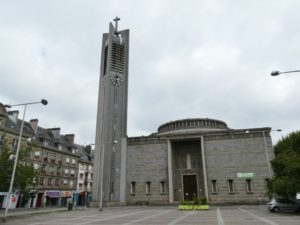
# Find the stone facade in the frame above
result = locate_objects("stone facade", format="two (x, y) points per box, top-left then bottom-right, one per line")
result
(126, 118), (274, 205)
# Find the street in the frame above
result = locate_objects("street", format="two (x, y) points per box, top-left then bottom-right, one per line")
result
(1, 206), (299, 225)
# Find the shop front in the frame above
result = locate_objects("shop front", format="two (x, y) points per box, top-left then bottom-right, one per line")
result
(45, 190), (60, 207)
(0, 192), (18, 209)
(60, 191), (72, 207)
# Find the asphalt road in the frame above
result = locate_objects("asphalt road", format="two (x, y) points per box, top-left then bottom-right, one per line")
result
(1, 206), (300, 225)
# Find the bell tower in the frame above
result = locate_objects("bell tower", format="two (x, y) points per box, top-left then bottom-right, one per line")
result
(92, 18), (129, 206)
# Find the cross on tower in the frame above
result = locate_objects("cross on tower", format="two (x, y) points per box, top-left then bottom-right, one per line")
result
(113, 17), (120, 32)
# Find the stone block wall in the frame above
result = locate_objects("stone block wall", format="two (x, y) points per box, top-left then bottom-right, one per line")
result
(204, 133), (273, 204)
(126, 138), (169, 204)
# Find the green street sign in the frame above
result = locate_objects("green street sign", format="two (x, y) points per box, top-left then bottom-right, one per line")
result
(237, 173), (254, 178)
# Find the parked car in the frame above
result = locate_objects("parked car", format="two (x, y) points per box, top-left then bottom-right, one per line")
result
(268, 198), (300, 212)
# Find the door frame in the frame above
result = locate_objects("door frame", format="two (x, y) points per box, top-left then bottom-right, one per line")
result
(181, 173), (199, 201)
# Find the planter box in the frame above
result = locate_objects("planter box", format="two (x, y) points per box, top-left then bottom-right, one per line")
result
(178, 205), (209, 210)
(194, 205), (209, 210)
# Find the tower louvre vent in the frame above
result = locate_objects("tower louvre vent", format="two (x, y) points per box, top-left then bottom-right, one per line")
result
(111, 41), (126, 74)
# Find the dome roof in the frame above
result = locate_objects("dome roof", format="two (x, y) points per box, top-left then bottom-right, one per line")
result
(157, 118), (228, 135)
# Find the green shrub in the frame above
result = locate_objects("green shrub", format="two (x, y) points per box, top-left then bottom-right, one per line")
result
(200, 197), (207, 205)
(193, 197), (200, 205)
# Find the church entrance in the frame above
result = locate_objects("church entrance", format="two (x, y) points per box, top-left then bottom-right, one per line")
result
(183, 175), (198, 201)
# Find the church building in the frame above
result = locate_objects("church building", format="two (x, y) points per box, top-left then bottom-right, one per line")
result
(92, 19), (274, 206)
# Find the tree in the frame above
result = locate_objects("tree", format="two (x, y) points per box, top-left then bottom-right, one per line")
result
(0, 138), (38, 196)
(268, 131), (300, 198)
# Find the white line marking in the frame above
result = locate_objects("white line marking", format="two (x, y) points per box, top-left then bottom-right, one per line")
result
(28, 210), (146, 225)
(239, 208), (279, 225)
(122, 209), (172, 225)
(217, 208), (225, 225)
(167, 211), (193, 225)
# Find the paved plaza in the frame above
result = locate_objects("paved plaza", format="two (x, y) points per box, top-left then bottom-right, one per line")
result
(1, 206), (299, 225)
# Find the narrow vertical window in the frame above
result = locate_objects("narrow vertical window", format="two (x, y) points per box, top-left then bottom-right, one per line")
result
(246, 179), (253, 192)
(103, 45), (108, 75)
(146, 181), (151, 194)
(11, 138), (18, 149)
(211, 180), (217, 193)
(160, 181), (166, 194)
(227, 179), (234, 193)
(265, 178), (270, 189)
(186, 154), (191, 169)
(130, 182), (136, 194)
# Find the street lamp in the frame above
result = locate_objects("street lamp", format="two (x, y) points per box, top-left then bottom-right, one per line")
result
(99, 140), (117, 211)
(2, 99), (48, 222)
(271, 70), (300, 76)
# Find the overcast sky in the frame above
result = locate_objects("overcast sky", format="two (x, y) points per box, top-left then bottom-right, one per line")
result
(1, 0), (299, 145)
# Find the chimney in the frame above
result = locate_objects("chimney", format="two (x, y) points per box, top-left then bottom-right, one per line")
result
(65, 134), (75, 145)
(8, 110), (19, 124)
(29, 119), (38, 134)
(48, 128), (61, 139)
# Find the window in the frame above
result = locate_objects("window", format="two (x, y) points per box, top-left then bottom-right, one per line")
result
(246, 179), (253, 192)
(79, 183), (83, 189)
(50, 154), (55, 163)
(79, 164), (84, 170)
(40, 177), (45, 185)
(64, 179), (68, 185)
(57, 167), (61, 175)
(70, 180), (74, 188)
(146, 182), (151, 194)
(65, 168), (69, 175)
(265, 178), (270, 189)
(227, 179), (234, 193)
(80, 173), (84, 179)
(70, 169), (75, 177)
(49, 165), (54, 173)
(41, 164), (47, 173)
(33, 163), (39, 170)
(186, 154), (191, 170)
(160, 181), (166, 194)
(11, 138), (18, 149)
(211, 180), (217, 193)
(58, 155), (62, 164)
(43, 152), (48, 162)
(55, 178), (60, 186)
(66, 157), (70, 164)
(48, 178), (52, 186)
(34, 151), (40, 159)
(130, 182), (136, 194)
(71, 158), (76, 165)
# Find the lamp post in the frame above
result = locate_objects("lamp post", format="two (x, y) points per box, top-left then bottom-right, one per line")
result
(99, 140), (117, 211)
(271, 70), (300, 76)
(2, 99), (48, 222)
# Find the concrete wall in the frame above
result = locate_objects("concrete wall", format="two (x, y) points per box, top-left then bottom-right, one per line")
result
(126, 138), (169, 204)
(204, 132), (273, 204)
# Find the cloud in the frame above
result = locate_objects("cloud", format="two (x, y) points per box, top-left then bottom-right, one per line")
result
(1, 0), (300, 145)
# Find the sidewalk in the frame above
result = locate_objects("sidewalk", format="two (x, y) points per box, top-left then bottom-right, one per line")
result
(0, 207), (70, 220)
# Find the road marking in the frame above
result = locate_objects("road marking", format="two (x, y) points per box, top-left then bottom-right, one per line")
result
(121, 209), (173, 225)
(239, 208), (279, 225)
(167, 211), (193, 225)
(217, 208), (225, 225)
(28, 210), (146, 225)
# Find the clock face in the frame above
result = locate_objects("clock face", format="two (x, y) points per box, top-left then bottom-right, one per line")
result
(110, 72), (124, 86)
